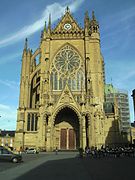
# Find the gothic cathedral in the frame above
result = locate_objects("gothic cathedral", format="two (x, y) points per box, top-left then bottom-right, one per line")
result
(15, 8), (121, 151)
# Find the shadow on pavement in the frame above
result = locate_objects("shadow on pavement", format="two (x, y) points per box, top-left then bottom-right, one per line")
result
(15, 156), (135, 180)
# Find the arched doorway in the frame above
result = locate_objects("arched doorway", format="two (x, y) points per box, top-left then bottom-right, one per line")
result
(54, 107), (80, 150)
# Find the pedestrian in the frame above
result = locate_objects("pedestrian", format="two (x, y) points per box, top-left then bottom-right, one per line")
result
(78, 147), (84, 158)
(55, 147), (58, 155)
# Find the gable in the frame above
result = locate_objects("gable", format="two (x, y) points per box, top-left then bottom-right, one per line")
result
(52, 9), (83, 34)
(54, 83), (80, 110)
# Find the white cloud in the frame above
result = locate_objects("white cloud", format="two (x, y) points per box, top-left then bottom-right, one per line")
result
(68, 0), (85, 12)
(106, 59), (135, 85)
(0, 104), (17, 130)
(101, 6), (135, 32)
(0, 79), (19, 89)
(0, 52), (21, 65)
(123, 70), (135, 81)
(0, 0), (85, 48)
(101, 6), (135, 52)
(117, 6), (135, 22)
(0, 104), (10, 110)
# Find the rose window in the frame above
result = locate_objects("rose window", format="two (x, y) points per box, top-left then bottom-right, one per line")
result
(51, 45), (84, 91)
(54, 46), (80, 74)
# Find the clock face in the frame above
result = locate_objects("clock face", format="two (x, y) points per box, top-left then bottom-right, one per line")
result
(64, 23), (72, 30)
(54, 46), (80, 74)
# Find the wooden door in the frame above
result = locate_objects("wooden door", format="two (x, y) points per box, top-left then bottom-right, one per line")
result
(68, 129), (75, 149)
(60, 129), (67, 149)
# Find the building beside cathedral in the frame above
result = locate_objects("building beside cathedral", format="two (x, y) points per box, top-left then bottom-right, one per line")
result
(15, 7), (127, 151)
(105, 84), (131, 143)
(105, 84), (130, 133)
(132, 89), (135, 119)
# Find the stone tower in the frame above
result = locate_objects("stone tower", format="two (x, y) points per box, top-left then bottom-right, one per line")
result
(15, 8), (120, 151)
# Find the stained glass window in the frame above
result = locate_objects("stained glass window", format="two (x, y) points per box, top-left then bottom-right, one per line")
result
(27, 114), (30, 131)
(27, 113), (38, 131)
(54, 72), (58, 90)
(54, 45), (80, 75)
(59, 78), (62, 90)
(31, 114), (34, 131)
(50, 45), (85, 91)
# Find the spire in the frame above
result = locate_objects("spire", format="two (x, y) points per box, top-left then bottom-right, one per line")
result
(84, 11), (90, 36)
(48, 14), (51, 30)
(24, 38), (28, 50)
(44, 21), (47, 32)
(84, 11), (90, 27)
(27, 48), (31, 56)
(85, 11), (89, 20)
(90, 10), (99, 33)
(42, 21), (47, 39)
(47, 14), (51, 35)
(92, 11), (96, 20)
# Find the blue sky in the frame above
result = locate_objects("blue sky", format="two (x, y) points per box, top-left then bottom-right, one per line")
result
(0, 0), (135, 130)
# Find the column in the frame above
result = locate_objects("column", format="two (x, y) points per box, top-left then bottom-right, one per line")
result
(46, 126), (51, 151)
(43, 114), (47, 148)
(46, 115), (51, 151)
(82, 115), (86, 150)
(67, 128), (69, 150)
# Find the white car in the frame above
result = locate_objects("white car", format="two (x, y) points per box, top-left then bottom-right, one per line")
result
(25, 148), (38, 154)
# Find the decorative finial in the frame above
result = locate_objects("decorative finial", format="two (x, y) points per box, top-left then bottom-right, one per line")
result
(84, 11), (90, 30)
(48, 14), (51, 29)
(66, 6), (70, 13)
(85, 11), (89, 19)
(24, 38), (28, 50)
(85, 11), (90, 22)
(92, 11), (95, 20)
(44, 21), (47, 32)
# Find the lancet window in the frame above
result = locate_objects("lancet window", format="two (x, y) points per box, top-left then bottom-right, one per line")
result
(27, 113), (38, 131)
(30, 71), (40, 108)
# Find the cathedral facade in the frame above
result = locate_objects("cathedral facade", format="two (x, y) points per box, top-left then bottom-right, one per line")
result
(15, 8), (121, 151)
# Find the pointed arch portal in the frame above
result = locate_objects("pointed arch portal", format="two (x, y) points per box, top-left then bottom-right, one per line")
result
(54, 107), (80, 150)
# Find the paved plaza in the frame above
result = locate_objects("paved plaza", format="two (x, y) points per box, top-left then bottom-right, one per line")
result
(0, 152), (135, 180)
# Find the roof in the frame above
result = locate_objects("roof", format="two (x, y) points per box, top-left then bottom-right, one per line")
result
(0, 130), (15, 137)
(52, 7), (82, 34)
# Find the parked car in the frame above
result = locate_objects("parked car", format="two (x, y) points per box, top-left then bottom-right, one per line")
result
(0, 146), (22, 163)
(25, 148), (39, 154)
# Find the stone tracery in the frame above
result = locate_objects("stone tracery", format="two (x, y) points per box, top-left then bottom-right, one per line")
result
(51, 45), (85, 91)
